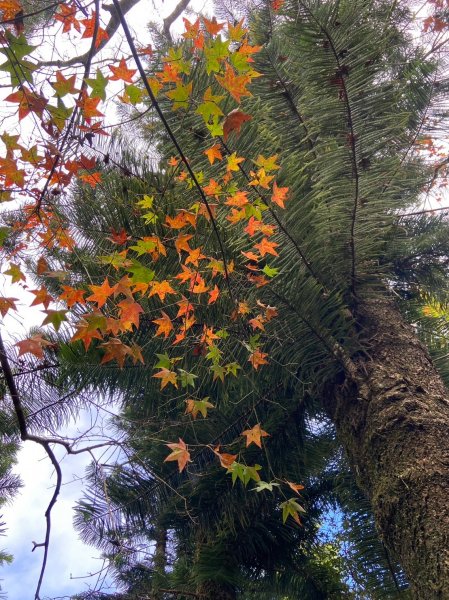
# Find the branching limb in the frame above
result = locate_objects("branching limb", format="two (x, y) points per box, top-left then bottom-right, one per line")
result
(162, 0), (191, 41)
(0, 331), (118, 599)
(40, 0), (141, 68)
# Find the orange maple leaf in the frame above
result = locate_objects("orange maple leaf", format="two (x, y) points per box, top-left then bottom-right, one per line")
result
(87, 278), (117, 308)
(153, 311), (174, 338)
(77, 92), (104, 122)
(208, 285), (220, 305)
(79, 171), (102, 188)
(81, 11), (109, 47)
(214, 448), (238, 468)
(54, 3), (80, 33)
(153, 368), (178, 389)
(30, 287), (53, 309)
(100, 338), (131, 368)
(241, 423), (270, 448)
(202, 16), (224, 35)
(164, 438), (190, 472)
(5, 87), (47, 121)
(204, 144), (223, 165)
(248, 349), (269, 369)
(118, 299), (144, 330)
(176, 297), (195, 318)
(174, 233), (193, 254)
(225, 191), (249, 207)
(286, 481), (305, 495)
(0, 0), (22, 20)
(149, 280), (177, 301)
(223, 109), (252, 141)
(59, 285), (86, 307)
(271, 181), (289, 208)
(108, 58), (137, 83)
(254, 237), (279, 257)
(71, 323), (103, 350)
(184, 246), (206, 267)
(216, 65), (253, 103)
(16, 335), (52, 359)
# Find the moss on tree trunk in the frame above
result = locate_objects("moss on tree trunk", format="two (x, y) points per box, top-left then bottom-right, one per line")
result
(327, 298), (449, 598)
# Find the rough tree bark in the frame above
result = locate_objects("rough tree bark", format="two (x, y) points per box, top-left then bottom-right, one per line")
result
(326, 297), (449, 598)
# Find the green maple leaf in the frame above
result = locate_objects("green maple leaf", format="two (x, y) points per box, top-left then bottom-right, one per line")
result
(85, 69), (109, 101)
(47, 99), (74, 131)
(178, 369), (197, 388)
(126, 260), (155, 284)
(124, 84), (144, 105)
(253, 481), (280, 493)
(206, 115), (224, 137)
(166, 82), (192, 111)
(0, 32), (36, 61)
(204, 37), (230, 74)
(41, 309), (68, 332)
(130, 239), (157, 256)
(262, 264), (279, 278)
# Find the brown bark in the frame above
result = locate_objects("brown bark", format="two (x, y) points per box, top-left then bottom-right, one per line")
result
(326, 298), (449, 598)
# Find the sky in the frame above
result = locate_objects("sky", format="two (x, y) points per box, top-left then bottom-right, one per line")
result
(0, 0), (210, 597)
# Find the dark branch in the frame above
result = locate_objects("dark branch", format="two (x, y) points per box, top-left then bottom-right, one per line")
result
(162, 0), (191, 41)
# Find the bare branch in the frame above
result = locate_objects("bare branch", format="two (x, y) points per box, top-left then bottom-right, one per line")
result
(40, 0), (141, 68)
(162, 0), (191, 41)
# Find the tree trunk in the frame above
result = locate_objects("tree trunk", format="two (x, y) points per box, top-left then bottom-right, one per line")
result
(326, 298), (449, 598)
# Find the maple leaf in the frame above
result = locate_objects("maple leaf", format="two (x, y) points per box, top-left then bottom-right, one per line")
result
(241, 423), (270, 448)
(286, 481), (305, 495)
(41, 309), (68, 332)
(100, 338), (131, 368)
(79, 171), (102, 188)
(0, 297), (18, 317)
(153, 368), (178, 389)
(248, 349), (269, 369)
(184, 246), (206, 267)
(203, 178), (222, 197)
(174, 233), (193, 254)
(87, 278), (118, 308)
(77, 91), (104, 122)
(214, 449), (238, 468)
(204, 144), (223, 165)
(254, 237), (279, 257)
(52, 71), (78, 97)
(71, 323), (103, 350)
(208, 285), (220, 305)
(81, 11), (109, 47)
(149, 280), (176, 301)
(254, 154), (280, 172)
(30, 287), (53, 309)
(216, 65), (253, 103)
(58, 286), (86, 307)
(54, 3), (80, 33)
(185, 397), (214, 419)
(164, 438), (190, 472)
(227, 152), (245, 172)
(5, 87), (47, 121)
(281, 498), (306, 525)
(176, 297), (195, 318)
(107, 228), (130, 245)
(223, 109), (252, 141)
(0, 0), (23, 21)
(153, 311), (173, 338)
(108, 57), (137, 83)
(118, 299), (144, 331)
(225, 191), (249, 207)
(3, 263), (25, 282)
(271, 0), (285, 11)
(271, 182), (289, 208)
(16, 335), (52, 359)
(202, 16), (225, 36)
